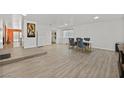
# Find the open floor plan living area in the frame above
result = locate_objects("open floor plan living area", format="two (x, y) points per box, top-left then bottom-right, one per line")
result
(0, 14), (124, 78)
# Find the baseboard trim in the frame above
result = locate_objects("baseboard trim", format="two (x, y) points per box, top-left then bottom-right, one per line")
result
(93, 47), (114, 51)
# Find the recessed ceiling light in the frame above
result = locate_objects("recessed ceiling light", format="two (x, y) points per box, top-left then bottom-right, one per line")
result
(93, 16), (99, 20)
(64, 23), (68, 26)
(22, 14), (27, 16)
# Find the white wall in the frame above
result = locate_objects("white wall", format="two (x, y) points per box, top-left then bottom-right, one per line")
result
(23, 15), (124, 50)
(12, 14), (23, 29)
(0, 15), (13, 49)
(0, 19), (3, 49)
(38, 25), (51, 46)
(2, 14), (13, 28)
(25, 15), (52, 47)
(74, 19), (124, 50)
(23, 20), (37, 48)
(56, 29), (63, 44)
(0, 30), (3, 48)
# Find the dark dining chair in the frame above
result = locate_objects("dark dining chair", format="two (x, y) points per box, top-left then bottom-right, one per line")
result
(84, 38), (90, 47)
(84, 38), (90, 41)
(76, 38), (86, 52)
(76, 38), (81, 46)
(69, 38), (75, 48)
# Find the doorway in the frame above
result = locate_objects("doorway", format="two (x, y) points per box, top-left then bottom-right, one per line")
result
(3, 26), (22, 49)
(51, 32), (56, 44)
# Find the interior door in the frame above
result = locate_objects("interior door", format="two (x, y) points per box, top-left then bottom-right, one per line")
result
(52, 32), (56, 44)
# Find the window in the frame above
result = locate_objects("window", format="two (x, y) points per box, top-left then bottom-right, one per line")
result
(63, 30), (74, 44)
(63, 30), (74, 38)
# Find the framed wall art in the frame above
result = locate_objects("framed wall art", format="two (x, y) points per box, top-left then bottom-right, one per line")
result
(27, 23), (35, 37)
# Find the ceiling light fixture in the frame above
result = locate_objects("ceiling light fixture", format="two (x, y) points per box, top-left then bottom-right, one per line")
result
(64, 23), (68, 26)
(22, 14), (27, 16)
(93, 16), (99, 20)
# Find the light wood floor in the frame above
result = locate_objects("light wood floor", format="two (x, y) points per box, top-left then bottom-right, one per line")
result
(0, 45), (119, 78)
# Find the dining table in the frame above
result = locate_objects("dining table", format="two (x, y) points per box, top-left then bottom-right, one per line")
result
(74, 38), (92, 51)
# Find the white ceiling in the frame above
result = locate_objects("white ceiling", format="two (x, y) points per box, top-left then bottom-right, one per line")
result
(0, 14), (12, 27)
(0, 14), (124, 28)
(26, 14), (124, 26)
(0, 14), (23, 28)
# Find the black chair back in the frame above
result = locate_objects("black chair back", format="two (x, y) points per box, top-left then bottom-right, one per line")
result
(76, 38), (81, 47)
(69, 38), (75, 46)
(84, 38), (90, 41)
(76, 38), (85, 48)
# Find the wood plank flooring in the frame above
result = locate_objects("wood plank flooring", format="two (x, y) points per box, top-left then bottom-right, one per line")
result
(0, 45), (119, 78)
